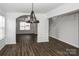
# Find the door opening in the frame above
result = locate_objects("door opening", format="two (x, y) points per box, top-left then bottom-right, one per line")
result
(16, 15), (37, 44)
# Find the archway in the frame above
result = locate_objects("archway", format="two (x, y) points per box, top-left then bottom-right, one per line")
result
(16, 15), (37, 44)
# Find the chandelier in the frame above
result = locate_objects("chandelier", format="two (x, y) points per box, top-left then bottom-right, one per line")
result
(27, 3), (39, 23)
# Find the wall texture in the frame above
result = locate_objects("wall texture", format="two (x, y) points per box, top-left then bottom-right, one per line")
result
(49, 12), (78, 48)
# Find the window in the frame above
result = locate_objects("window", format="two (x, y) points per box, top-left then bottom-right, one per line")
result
(0, 15), (5, 40)
(20, 22), (30, 30)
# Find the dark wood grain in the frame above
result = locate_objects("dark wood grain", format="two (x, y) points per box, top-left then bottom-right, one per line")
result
(0, 34), (79, 56)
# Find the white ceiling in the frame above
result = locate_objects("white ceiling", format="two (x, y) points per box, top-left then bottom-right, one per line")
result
(0, 3), (63, 13)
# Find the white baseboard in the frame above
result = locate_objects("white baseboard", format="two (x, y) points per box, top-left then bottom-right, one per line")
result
(50, 36), (79, 48)
(37, 40), (49, 43)
(6, 42), (16, 45)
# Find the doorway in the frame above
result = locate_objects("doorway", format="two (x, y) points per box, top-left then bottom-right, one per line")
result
(16, 15), (37, 44)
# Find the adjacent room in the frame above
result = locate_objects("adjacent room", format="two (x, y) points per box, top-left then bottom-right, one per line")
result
(0, 3), (79, 56)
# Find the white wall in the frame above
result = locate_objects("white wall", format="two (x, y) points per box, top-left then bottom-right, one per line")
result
(0, 9), (6, 50)
(37, 14), (49, 42)
(49, 13), (78, 48)
(6, 13), (29, 44)
(48, 3), (79, 48)
(6, 14), (16, 44)
(6, 12), (49, 44)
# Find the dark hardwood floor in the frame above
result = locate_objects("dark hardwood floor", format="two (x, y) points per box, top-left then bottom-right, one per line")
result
(0, 34), (79, 56)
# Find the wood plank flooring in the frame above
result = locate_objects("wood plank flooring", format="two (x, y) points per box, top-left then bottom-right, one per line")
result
(0, 34), (79, 56)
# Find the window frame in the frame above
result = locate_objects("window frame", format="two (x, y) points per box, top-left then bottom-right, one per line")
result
(20, 21), (30, 30)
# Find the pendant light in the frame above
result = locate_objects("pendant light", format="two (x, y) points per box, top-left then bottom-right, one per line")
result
(27, 3), (39, 23)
